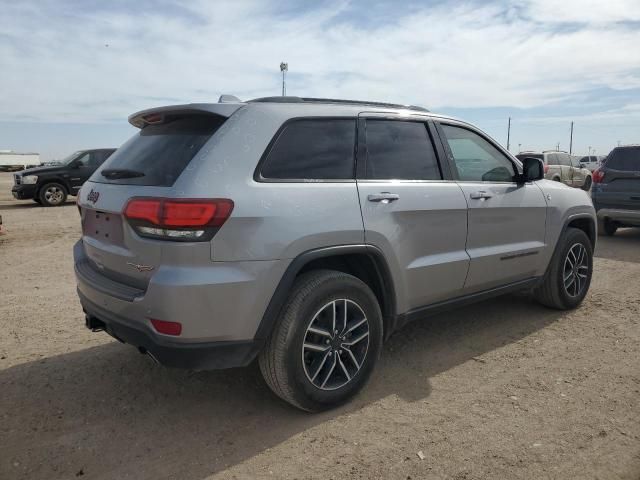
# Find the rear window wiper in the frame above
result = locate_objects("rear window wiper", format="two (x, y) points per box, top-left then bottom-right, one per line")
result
(101, 168), (146, 179)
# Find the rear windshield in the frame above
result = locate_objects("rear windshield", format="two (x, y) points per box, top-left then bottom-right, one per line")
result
(605, 147), (640, 171)
(93, 115), (225, 186)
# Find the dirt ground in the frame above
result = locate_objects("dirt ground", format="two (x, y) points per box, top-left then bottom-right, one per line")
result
(0, 171), (638, 480)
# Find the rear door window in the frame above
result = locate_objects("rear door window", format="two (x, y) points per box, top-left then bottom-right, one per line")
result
(363, 120), (441, 180)
(259, 119), (356, 180)
(607, 148), (640, 171)
(94, 115), (225, 186)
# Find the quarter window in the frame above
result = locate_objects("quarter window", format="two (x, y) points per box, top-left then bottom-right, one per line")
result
(441, 124), (515, 182)
(364, 120), (441, 180)
(260, 119), (356, 180)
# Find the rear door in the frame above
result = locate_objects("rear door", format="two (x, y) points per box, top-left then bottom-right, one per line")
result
(436, 121), (547, 293)
(600, 147), (640, 210)
(356, 115), (469, 312)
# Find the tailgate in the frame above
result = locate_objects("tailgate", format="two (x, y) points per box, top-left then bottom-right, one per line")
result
(79, 184), (163, 289)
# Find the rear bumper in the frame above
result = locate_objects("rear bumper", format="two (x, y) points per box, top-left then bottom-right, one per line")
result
(11, 184), (36, 199)
(595, 208), (640, 226)
(73, 240), (288, 370)
(80, 292), (258, 370)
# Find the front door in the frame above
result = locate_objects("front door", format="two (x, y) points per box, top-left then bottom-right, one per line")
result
(67, 151), (95, 193)
(437, 122), (548, 293)
(356, 116), (469, 313)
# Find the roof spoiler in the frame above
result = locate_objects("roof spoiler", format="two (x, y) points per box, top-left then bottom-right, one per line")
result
(128, 102), (244, 128)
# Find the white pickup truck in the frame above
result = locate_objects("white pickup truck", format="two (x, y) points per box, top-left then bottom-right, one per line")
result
(577, 155), (602, 172)
(0, 151), (41, 172)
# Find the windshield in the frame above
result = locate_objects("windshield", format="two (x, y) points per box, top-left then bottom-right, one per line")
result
(60, 151), (84, 165)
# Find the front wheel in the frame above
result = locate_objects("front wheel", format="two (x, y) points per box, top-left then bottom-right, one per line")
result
(259, 270), (383, 412)
(38, 182), (67, 206)
(534, 227), (593, 310)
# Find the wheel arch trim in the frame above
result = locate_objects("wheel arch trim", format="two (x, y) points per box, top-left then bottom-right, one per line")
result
(253, 245), (397, 351)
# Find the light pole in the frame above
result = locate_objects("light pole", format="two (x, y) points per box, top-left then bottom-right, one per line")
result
(280, 62), (288, 96)
(588, 146), (592, 156)
(518, 143), (521, 153)
(507, 117), (511, 151)
(569, 121), (574, 154)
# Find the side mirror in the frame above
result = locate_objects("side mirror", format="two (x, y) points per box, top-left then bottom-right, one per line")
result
(519, 157), (544, 183)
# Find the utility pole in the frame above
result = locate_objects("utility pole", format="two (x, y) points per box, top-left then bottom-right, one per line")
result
(569, 121), (574, 155)
(556, 142), (560, 151)
(280, 62), (288, 96)
(507, 117), (511, 151)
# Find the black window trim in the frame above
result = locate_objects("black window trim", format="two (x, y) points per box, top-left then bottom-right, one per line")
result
(356, 116), (450, 183)
(254, 116), (359, 183)
(434, 120), (523, 184)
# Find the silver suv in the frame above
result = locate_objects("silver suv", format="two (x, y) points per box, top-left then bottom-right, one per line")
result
(75, 96), (596, 411)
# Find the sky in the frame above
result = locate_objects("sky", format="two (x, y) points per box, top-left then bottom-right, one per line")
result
(1, 0), (639, 160)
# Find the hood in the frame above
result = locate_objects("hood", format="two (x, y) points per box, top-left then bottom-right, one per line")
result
(16, 165), (68, 176)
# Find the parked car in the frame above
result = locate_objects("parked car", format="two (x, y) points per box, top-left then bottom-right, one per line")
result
(75, 97), (596, 411)
(578, 155), (601, 172)
(11, 149), (115, 206)
(592, 145), (640, 235)
(516, 151), (592, 190)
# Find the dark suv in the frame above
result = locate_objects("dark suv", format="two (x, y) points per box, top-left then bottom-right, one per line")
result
(592, 145), (640, 235)
(12, 149), (115, 206)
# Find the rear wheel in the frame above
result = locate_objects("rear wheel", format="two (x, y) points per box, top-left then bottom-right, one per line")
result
(38, 182), (67, 207)
(581, 176), (592, 191)
(603, 219), (618, 236)
(534, 227), (593, 310)
(259, 270), (383, 412)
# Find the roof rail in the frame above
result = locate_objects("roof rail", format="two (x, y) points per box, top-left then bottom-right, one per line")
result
(248, 96), (429, 112)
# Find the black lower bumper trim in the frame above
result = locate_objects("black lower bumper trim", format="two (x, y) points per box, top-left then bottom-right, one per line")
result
(12, 185), (36, 200)
(80, 294), (259, 371)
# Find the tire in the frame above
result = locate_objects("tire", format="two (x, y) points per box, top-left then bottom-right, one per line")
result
(534, 227), (593, 310)
(553, 176), (562, 182)
(259, 269), (383, 412)
(603, 219), (617, 236)
(581, 176), (592, 191)
(38, 182), (67, 206)
(33, 198), (42, 205)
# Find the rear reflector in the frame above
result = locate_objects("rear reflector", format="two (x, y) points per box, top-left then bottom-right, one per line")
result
(123, 198), (234, 241)
(150, 319), (182, 336)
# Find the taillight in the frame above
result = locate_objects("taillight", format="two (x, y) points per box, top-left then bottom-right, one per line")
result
(543, 164), (549, 174)
(592, 168), (605, 183)
(123, 198), (234, 241)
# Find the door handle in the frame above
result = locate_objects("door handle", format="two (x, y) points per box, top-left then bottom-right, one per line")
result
(469, 191), (493, 200)
(367, 192), (399, 203)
